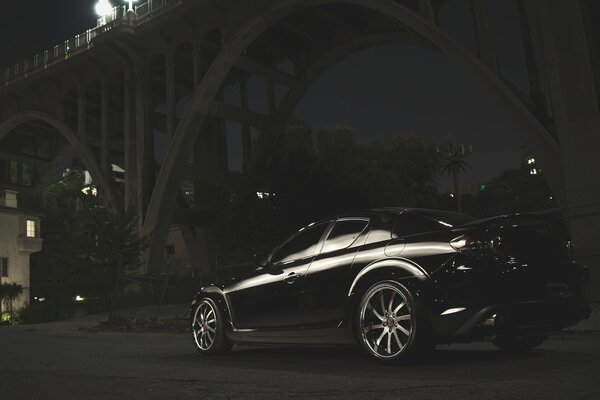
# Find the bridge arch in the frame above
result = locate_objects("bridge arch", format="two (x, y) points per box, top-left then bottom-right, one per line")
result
(0, 110), (116, 203)
(143, 0), (564, 274)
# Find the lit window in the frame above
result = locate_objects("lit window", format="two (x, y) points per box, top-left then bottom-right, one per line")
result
(0, 258), (8, 277)
(27, 219), (36, 238)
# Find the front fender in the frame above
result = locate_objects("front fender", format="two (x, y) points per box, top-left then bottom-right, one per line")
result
(191, 286), (232, 328)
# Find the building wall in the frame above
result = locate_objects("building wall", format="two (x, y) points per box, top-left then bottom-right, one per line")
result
(0, 209), (42, 312)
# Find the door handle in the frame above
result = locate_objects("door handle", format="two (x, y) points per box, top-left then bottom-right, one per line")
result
(283, 272), (301, 284)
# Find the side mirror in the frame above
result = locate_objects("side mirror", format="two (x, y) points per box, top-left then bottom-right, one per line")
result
(254, 253), (269, 268)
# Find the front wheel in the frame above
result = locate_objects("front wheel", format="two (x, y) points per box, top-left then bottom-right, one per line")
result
(192, 298), (232, 355)
(356, 281), (433, 363)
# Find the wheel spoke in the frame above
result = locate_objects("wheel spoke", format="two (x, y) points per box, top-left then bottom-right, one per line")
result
(372, 308), (386, 322)
(397, 324), (410, 336)
(363, 323), (385, 333)
(393, 329), (403, 350)
(380, 294), (387, 316)
(393, 302), (405, 315)
(387, 331), (392, 354)
(375, 329), (387, 349)
(397, 315), (410, 321)
(207, 326), (216, 333)
(388, 292), (396, 314)
(206, 318), (215, 325)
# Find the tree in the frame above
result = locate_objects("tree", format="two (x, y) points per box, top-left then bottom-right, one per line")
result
(0, 283), (23, 323)
(31, 170), (148, 318)
(210, 123), (444, 266)
(439, 138), (471, 213)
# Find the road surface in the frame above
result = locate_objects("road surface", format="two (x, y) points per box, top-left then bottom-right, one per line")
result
(0, 323), (599, 399)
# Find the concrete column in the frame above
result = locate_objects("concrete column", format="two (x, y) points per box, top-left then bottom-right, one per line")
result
(166, 52), (177, 137)
(134, 58), (154, 226)
(471, 0), (500, 76)
(240, 73), (252, 165)
(193, 44), (202, 90)
(123, 71), (137, 212)
(516, 0), (545, 112)
(267, 80), (276, 115)
(100, 79), (110, 175)
(535, 0), (600, 301)
(77, 85), (87, 142)
(419, 0), (436, 24)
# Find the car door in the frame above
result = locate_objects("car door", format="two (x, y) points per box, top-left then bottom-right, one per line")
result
(300, 218), (370, 331)
(225, 222), (329, 331)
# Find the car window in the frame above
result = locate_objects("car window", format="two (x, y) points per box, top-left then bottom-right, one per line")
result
(271, 223), (328, 264)
(322, 219), (369, 253)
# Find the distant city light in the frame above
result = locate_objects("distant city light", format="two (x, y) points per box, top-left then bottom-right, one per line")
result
(256, 192), (275, 199)
(95, 0), (113, 17)
(527, 157), (536, 165)
(75, 295), (86, 302)
(530, 168), (538, 175)
(449, 193), (455, 198)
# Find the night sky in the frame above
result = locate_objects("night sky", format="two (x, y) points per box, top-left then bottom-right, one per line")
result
(1, 1), (527, 188)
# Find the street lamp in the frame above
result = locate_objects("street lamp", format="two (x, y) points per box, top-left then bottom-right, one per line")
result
(95, 0), (113, 24)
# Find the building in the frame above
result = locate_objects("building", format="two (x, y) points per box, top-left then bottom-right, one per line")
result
(0, 190), (43, 312)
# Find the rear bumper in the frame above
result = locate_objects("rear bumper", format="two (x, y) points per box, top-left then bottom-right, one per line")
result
(423, 258), (591, 341)
(451, 296), (591, 339)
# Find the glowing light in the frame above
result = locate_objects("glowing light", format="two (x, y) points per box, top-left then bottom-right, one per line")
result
(75, 295), (86, 302)
(95, 0), (113, 17)
(126, 0), (138, 12)
(441, 307), (466, 316)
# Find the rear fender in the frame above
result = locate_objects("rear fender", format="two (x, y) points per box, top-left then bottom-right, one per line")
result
(342, 259), (430, 333)
(347, 258), (428, 297)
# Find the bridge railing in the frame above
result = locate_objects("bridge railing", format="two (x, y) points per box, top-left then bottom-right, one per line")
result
(1, 0), (183, 88)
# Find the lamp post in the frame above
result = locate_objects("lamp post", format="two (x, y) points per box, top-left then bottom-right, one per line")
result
(95, 0), (113, 25)
(126, 0), (138, 12)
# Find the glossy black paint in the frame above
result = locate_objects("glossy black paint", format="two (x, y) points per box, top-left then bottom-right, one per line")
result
(192, 208), (590, 346)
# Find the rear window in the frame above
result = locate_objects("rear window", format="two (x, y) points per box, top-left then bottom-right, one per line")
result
(322, 219), (369, 253)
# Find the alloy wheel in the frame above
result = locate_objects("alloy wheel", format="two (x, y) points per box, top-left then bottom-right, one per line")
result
(192, 300), (217, 351)
(359, 283), (414, 359)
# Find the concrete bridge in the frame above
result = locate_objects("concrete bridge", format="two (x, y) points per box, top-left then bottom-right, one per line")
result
(0, 0), (598, 299)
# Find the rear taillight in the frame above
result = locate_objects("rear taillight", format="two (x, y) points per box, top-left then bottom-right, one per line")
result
(450, 235), (508, 255)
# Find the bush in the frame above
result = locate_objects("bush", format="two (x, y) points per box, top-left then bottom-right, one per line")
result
(19, 301), (58, 324)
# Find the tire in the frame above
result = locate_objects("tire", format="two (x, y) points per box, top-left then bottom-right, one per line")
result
(192, 297), (232, 355)
(492, 334), (548, 352)
(356, 280), (434, 363)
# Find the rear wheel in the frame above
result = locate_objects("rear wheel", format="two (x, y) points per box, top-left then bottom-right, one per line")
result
(493, 334), (548, 352)
(192, 298), (232, 355)
(356, 281), (433, 363)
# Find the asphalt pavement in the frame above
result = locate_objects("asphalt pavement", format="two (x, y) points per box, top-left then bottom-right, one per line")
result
(0, 320), (599, 400)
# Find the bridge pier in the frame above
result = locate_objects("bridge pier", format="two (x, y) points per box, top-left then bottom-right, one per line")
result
(536, 0), (600, 301)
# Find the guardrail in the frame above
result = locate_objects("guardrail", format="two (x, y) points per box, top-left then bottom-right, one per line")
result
(1, 0), (183, 88)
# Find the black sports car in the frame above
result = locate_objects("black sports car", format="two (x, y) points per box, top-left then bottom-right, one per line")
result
(190, 208), (590, 362)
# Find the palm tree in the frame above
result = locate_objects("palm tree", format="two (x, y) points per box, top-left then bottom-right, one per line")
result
(439, 138), (471, 213)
